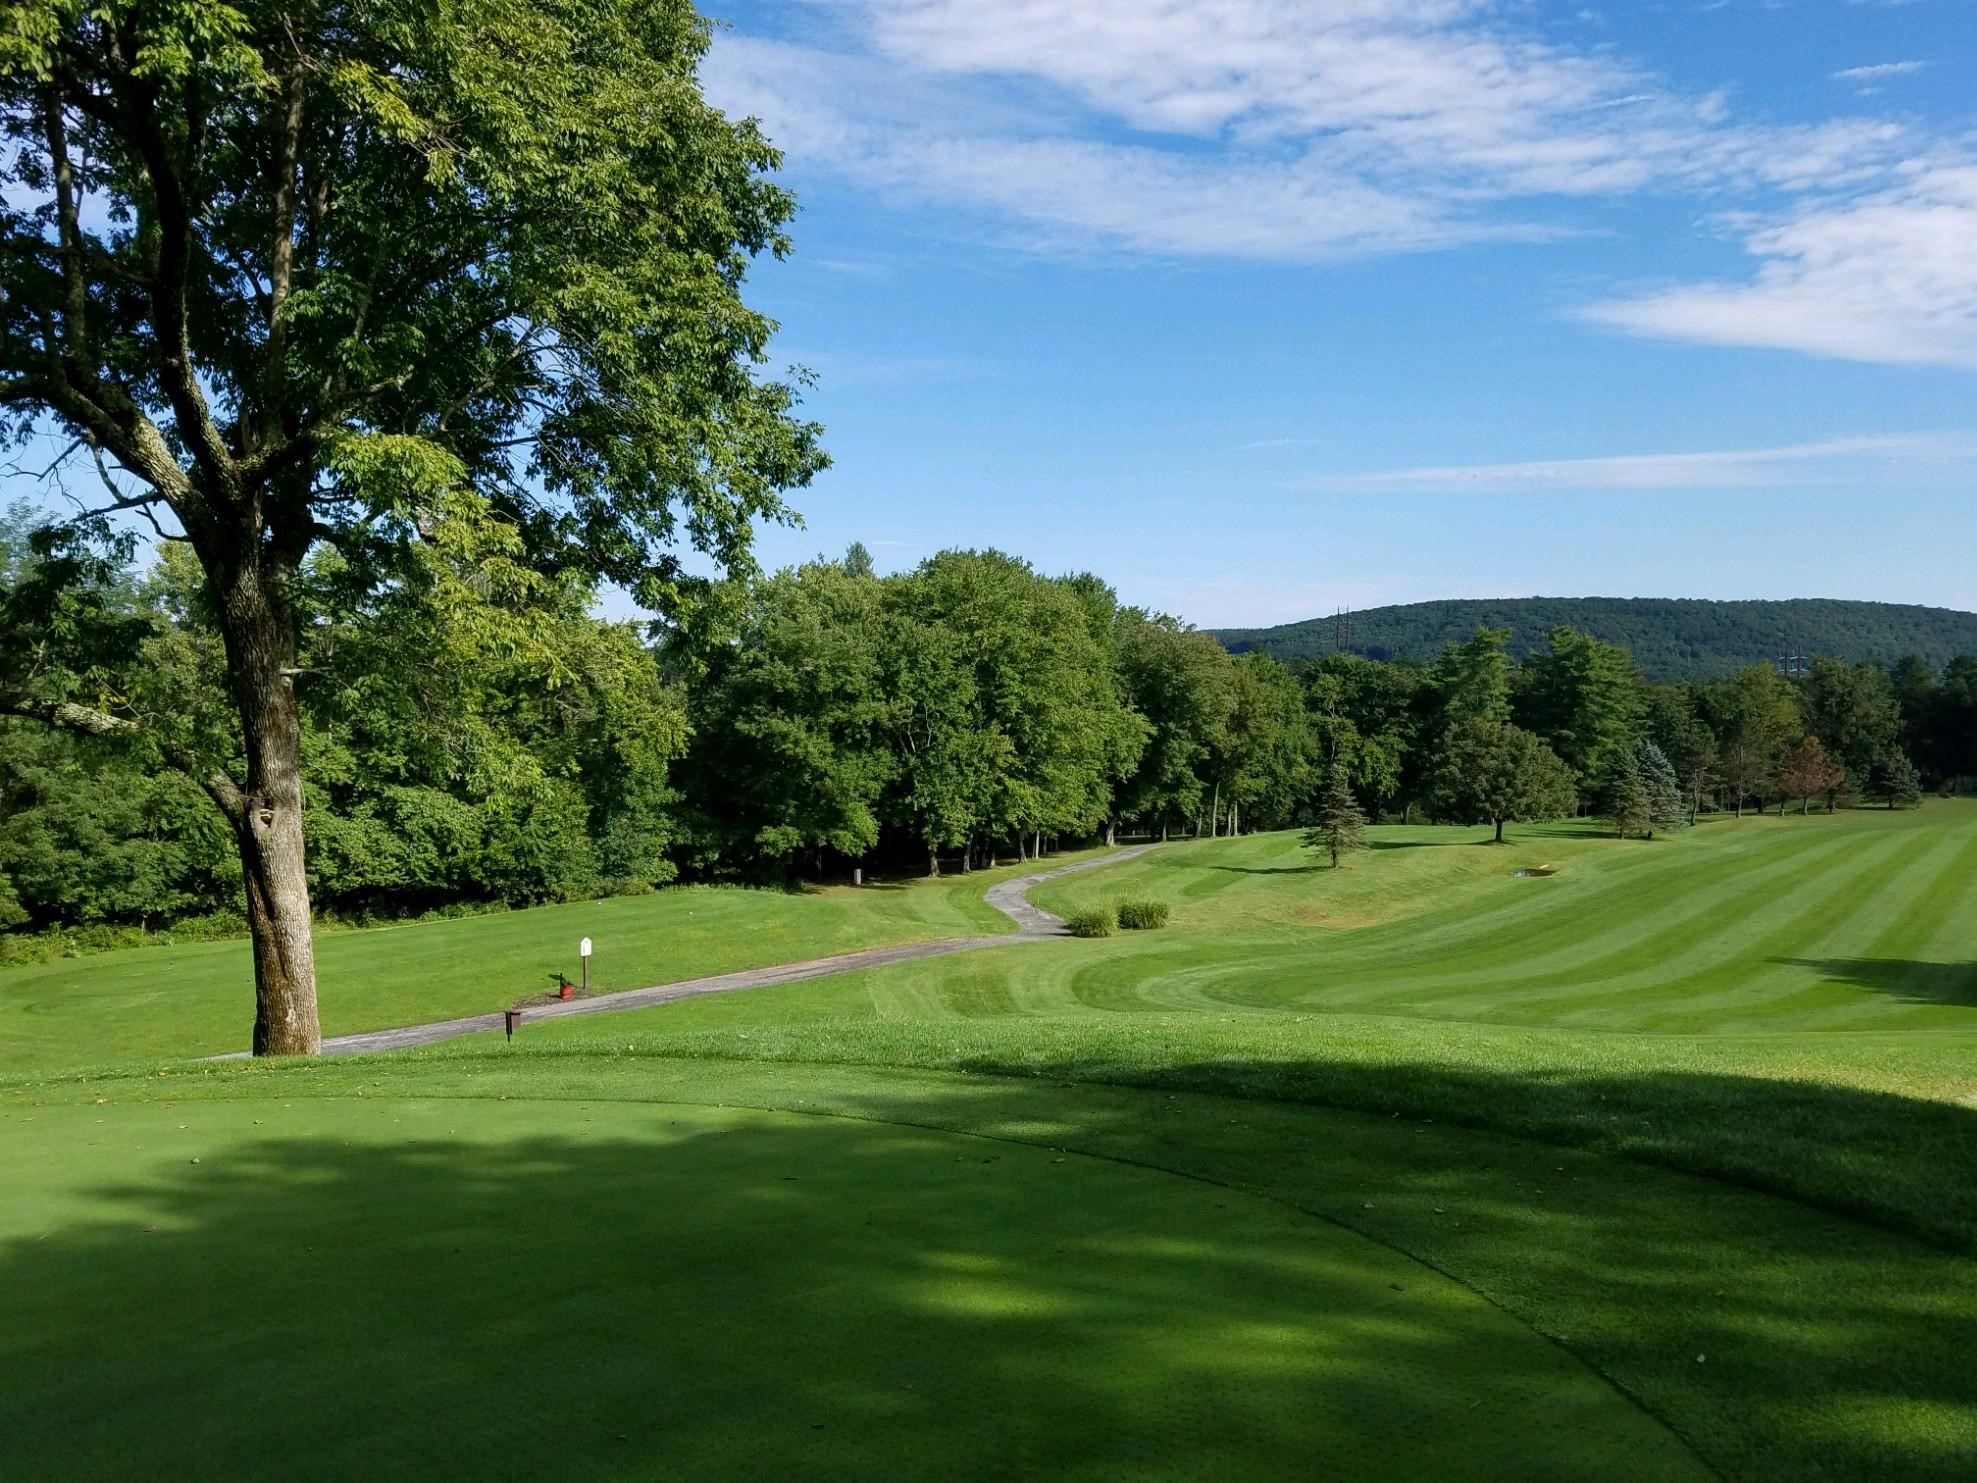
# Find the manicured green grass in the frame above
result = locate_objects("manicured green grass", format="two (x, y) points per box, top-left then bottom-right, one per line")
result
(0, 850), (1103, 1070)
(4, 805), (1975, 1478)
(5, 1054), (1968, 1481)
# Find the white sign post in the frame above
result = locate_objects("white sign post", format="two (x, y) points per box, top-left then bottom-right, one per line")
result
(579, 936), (593, 995)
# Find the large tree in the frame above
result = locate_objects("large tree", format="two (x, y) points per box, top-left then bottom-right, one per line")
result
(1704, 665), (1800, 817)
(1514, 626), (1643, 786)
(1425, 718), (1576, 844)
(1799, 658), (1904, 794)
(1, 0), (825, 1050)
(1112, 613), (1231, 840)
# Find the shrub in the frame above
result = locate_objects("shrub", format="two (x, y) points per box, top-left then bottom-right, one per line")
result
(1063, 906), (1115, 938)
(1116, 899), (1170, 930)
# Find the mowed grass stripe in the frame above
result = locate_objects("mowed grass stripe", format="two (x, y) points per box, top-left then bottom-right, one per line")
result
(1175, 830), (1880, 1024)
(1266, 826), (1844, 1002)
(1388, 827), (1868, 999)
(1574, 829), (1932, 1030)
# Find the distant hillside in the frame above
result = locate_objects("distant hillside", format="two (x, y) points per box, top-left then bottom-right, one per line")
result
(1211, 598), (1977, 681)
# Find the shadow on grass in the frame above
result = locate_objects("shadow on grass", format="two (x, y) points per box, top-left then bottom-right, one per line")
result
(1774, 958), (1977, 1009)
(0, 1103), (1702, 1483)
(935, 1050), (1977, 1258)
(1205, 864), (1325, 876)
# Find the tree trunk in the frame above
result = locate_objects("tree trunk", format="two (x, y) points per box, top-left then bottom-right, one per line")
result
(960, 839), (971, 873)
(1033, 830), (1043, 860)
(928, 841), (940, 877)
(1493, 817), (1505, 843)
(1209, 782), (1220, 838)
(215, 564), (321, 1056)
(1161, 821), (1169, 842)
(1105, 819), (1116, 847)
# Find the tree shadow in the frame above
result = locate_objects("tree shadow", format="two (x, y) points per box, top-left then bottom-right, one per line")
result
(1773, 958), (1977, 1009)
(3, 1097), (1706, 1483)
(8, 1048), (1976, 1482)
(1205, 864), (1324, 875)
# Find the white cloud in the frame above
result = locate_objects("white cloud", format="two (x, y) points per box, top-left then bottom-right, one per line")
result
(703, 2), (1970, 370)
(709, 4), (1908, 262)
(1832, 61), (1929, 82)
(1308, 433), (1977, 491)
(1582, 160), (1977, 369)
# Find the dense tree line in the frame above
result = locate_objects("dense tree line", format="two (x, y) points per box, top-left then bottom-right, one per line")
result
(3, 526), (1969, 952)
(1215, 596), (1977, 681)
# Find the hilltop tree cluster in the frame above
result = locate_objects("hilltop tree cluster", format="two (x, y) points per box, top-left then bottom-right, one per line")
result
(2, 524), (1967, 954)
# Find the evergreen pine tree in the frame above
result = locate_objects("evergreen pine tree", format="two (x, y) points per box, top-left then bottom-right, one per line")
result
(1866, 750), (1923, 810)
(1303, 759), (1369, 868)
(1599, 746), (1653, 839)
(1634, 739), (1687, 837)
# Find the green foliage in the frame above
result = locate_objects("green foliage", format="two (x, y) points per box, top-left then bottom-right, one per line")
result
(1514, 627), (1643, 780)
(1431, 627), (1512, 727)
(1114, 899), (1169, 930)
(1114, 616), (1235, 833)
(1596, 746), (1653, 840)
(1063, 906), (1116, 938)
(1865, 751), (1923, 810)
(1427, 719), (1578, 842)
(1303, 759), (1369, 867)
(1634, 739), (1688, 836)
(1216, 598), (1977, 681)
(1702, 665), (1802, 814)
(1798, 658), (1904, 791)
(1302, 654), (1419, 815)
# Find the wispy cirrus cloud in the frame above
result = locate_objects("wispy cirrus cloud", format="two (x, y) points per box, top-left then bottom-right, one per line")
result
(707, 2), (1970, 371)
(1832, 60), (1929, 82)
(1306, 433), (1977, 492)
(708, 3), (1907, 262)
(1582, 160), (1977, 370)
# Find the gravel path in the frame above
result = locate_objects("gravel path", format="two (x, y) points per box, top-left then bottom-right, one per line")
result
(210, 844), (1152, 1059)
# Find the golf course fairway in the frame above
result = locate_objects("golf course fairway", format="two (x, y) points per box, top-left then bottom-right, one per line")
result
(3, 804), (1973, 1480)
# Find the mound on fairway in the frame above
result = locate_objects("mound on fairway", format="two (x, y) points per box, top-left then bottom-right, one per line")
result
(0, 1089), (1704, 1482)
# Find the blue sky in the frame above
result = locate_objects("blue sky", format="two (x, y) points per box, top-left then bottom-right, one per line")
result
(701, 0), (1977, 625)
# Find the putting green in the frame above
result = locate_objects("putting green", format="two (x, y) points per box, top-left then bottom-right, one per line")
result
(0, 1093), (1704, 1481)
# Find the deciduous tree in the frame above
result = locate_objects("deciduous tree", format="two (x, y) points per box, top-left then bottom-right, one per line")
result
(1426, 718), (1576, 844)
(1776, 736), (1845, 816)
(1, 0), (824, 1050)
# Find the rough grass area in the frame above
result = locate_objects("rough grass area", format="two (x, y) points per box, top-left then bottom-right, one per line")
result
(0, 849), (1112, 1070)
(1063, 906), (1115, 937)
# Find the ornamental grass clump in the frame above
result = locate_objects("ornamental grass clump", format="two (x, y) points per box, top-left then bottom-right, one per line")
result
(1116, 899), (1170, 930)
(1064, 907), (1115, 938)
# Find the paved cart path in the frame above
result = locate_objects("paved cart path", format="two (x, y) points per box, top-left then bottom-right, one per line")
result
(210, 845), (1152, 1059)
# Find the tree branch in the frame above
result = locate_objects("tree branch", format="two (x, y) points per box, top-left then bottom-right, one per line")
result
(99, 43), (239, 500)
(40, 90), (87, 355)
(0, 695), (244, 821)
(258, 39), (309, 455)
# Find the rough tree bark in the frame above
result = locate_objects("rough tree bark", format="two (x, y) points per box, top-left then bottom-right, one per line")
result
(207, 543), (322, 1055)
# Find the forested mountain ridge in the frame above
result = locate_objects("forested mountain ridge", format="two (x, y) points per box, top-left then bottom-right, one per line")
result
(1212, 598), (1977, 680)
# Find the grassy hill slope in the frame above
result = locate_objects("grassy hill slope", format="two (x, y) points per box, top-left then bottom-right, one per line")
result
(1210, 596), (1977, 678)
